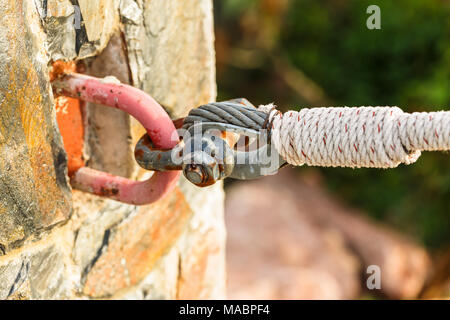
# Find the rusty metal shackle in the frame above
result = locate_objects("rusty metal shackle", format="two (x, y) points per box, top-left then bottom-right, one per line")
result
(134, 123), (236, 187)
(134, 100), (287, 187)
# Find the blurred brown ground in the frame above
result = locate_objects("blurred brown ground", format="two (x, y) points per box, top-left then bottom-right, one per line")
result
(224, 167), (448, 299)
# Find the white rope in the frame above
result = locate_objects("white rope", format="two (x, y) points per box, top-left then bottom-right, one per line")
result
(259, 104), (450, 168)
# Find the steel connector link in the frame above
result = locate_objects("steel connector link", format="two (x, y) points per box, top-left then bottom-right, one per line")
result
(134, 99), (286, 187)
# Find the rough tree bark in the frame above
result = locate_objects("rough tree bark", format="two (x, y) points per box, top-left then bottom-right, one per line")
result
(0, 0), (224, 299)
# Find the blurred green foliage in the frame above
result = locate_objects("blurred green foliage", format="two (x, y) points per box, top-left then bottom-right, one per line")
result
(215, 0), (450, 247)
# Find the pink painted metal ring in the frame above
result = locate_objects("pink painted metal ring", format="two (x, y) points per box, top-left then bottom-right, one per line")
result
(52, 73), (181, 205)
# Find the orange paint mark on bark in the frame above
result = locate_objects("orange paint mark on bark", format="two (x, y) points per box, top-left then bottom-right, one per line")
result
(49, 60), (77, 81)
(50, 61), (85, 176)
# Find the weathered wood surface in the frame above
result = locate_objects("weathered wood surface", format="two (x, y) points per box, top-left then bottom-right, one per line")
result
(1, 0), (224, 300)
(0, 0), (72, 254)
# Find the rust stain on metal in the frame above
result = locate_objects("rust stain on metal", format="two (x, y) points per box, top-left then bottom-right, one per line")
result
(134, 147), (144, 160)
(99, 186), (119, 197)
(134, 133), (183, 172)
(172, 118), (185, 129)
(184, 163), (217, 188)
(221, 131), (239, 148)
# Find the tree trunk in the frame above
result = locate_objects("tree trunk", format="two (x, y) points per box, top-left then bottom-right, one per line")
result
(0, 0), (224, 300)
